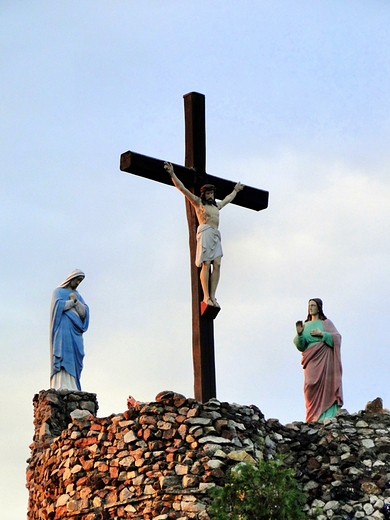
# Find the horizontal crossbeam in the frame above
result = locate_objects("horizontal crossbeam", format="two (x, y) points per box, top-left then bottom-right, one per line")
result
(120, 151), (269, 212)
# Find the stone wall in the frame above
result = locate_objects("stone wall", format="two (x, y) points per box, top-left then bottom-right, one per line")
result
(26, 390), (390, 520)
(267, 409), (390, 519)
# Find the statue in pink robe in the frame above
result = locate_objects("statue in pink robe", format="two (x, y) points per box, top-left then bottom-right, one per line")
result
(294, 298), (343, 422)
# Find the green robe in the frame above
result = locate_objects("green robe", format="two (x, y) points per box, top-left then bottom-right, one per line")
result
(294, 319), (333, 352)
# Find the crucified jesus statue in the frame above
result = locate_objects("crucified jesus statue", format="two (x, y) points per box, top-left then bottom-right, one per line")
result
(164, 162), (244, 308)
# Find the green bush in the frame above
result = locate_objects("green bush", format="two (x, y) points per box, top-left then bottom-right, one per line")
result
(208, 458), (306, 520)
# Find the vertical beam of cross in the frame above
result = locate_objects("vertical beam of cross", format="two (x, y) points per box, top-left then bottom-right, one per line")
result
(183, 92), (216, 402)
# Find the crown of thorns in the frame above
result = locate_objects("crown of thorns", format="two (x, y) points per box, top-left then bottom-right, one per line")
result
(200, 184), (216, 195)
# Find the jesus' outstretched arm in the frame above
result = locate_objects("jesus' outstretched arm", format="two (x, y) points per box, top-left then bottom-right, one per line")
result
(217, 182), (245, 209)
(164, 162), (199, 206)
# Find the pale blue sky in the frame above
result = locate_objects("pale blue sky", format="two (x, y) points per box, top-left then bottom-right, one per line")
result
(1, 2), (390, 518)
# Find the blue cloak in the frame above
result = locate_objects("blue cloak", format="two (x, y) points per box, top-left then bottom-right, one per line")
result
(50, 287), (90, 391)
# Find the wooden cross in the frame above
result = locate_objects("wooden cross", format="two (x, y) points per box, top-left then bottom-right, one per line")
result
(120, 92), (268, 403)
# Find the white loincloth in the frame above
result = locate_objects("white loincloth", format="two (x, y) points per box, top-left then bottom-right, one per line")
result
(195, 224), (223, 267)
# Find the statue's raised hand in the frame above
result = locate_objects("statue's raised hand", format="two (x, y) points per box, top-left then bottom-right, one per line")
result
(234, 182), (244, 192)
(296, 320), (304, 335)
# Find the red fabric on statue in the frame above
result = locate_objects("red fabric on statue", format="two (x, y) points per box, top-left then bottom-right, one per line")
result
(301, 319), (343, 423)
